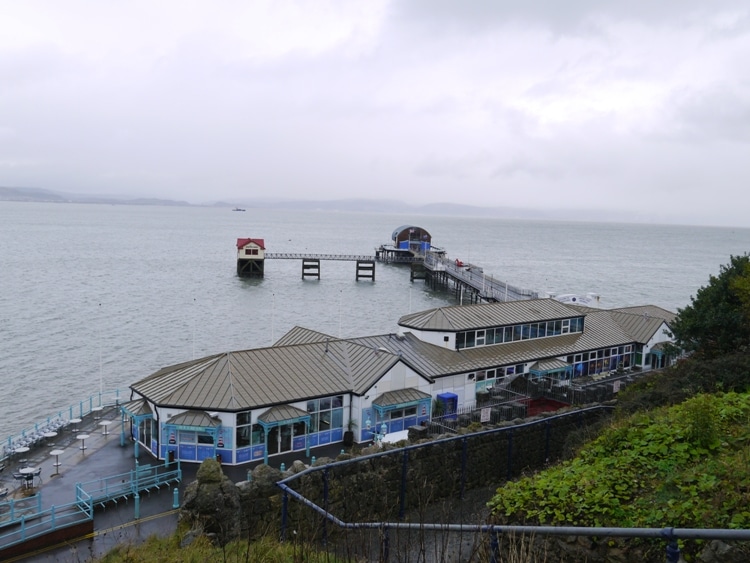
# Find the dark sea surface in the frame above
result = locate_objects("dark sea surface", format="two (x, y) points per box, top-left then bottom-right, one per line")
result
(1, 201), (749, 440)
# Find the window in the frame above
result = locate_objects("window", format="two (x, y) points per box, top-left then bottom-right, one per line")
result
(307, 395), (344, 433)
(179, 431), (196, 444)
(389, 406), (417, 421)
(513, 325), (523, 341)
(251, 424), (265, 445)
(494, 329), (505, 344)
(476, 330), (485, 346)
(562, 319), (570, 334)
(198, 434), (214, 445)
(236, 410), (253, 447)
(456, 332), (465, 349)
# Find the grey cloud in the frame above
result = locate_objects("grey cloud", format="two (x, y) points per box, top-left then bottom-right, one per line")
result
(391, 0), (748, 34)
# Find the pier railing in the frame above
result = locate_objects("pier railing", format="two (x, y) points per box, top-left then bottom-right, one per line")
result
(265, 253), (376, 261)
(75, 461), (182, 511)
(423, 254), (539, 301)
(2, 388), (124, 465)
(0, 493), (92, 553)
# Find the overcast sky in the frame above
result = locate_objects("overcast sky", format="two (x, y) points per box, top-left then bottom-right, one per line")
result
(2, 1), (749, 227)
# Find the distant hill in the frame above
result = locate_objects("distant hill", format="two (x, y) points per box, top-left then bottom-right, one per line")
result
(0, 186), (550, 219)
(0, 185), (655, 224)
(0, 186), (190, 207)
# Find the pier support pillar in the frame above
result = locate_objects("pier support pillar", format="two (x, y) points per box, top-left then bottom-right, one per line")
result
(356, 260), (375, 281)
(237, 259), (265, 278)
(302, 259), (321, 279)
(410, 263), (426, 281)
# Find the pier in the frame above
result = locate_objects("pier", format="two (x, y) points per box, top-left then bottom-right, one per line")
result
(422, 253), (539, 303)
(237, 226), (541, 303)
(265, 254), (378, 280)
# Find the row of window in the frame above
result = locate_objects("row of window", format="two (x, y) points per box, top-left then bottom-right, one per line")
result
(565, 345), (632, 364)
(307, 395), (344, 433)
(389, 406), (417, 420)
(456, 317), (584, 350)
(471, 345), (638, 388)
(235, 395), (346, 448)
(473, 364), (526, 384)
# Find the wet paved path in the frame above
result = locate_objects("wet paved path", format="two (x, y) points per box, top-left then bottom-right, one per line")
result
(1, 406), (347, 562)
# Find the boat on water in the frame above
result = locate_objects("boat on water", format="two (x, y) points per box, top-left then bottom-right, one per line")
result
(232, 207), (246, 212)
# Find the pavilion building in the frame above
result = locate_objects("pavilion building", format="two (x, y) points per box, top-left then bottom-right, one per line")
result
(122, 298), (676, 465)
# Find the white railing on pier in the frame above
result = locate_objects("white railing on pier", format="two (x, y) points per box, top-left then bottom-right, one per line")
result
(1, 388), (124, 464)
(423, 254), (539, 302)
(265, 253), (376, 261)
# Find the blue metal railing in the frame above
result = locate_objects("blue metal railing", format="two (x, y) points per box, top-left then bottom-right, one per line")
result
(2, 388), (124, 463)
(0, 494), (92, 551)
(75, 461), (182, 511)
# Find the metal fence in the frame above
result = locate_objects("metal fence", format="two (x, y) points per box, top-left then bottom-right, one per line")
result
(2, 388), (125, 465)
(75, 460), (182, 511)
(0, 493), (91, 553)
(276, 408), (750, 562)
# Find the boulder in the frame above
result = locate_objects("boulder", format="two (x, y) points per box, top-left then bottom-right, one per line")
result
(180, 458), (241, 545)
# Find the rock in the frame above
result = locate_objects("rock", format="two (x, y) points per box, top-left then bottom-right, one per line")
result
(250, 464), (283, 497)
(288, 460), (307, 474)
(195, 456), (224, 483)
(312, 456), (333, 466)
(180, 458), (241, 545)
(698, 540), (749, 563)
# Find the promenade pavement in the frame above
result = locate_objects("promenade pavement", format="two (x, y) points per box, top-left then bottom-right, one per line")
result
(0, 407), (349, 562)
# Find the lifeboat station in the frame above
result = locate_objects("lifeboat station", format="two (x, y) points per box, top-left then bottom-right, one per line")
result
(122, 297), (676, 466)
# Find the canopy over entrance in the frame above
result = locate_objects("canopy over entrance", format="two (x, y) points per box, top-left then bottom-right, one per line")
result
(258, 405), (311, 463)
(372, 388), (431, 418)
(529, 358), (573, 379)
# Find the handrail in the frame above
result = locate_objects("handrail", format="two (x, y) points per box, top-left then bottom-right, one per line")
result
(275, 404), (750, 562)
(2, 388), (124, 463)
(265, 253), (376, 261)
(75, 463), (182, 508)
(0, 497), (92, 550)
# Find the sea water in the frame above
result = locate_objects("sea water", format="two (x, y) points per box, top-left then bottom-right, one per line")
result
(1, 201), (748, 440)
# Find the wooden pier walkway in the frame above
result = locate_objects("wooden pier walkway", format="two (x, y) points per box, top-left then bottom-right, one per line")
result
(423, 253), (539, 303)
(262, 251), (539, 302)
(259, 248), (539, 302)
(264, 252), (419, 263)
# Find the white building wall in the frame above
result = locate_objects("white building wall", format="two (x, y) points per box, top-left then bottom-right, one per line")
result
(398, 329), (454, 349)
(238, 243), (265, 260)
